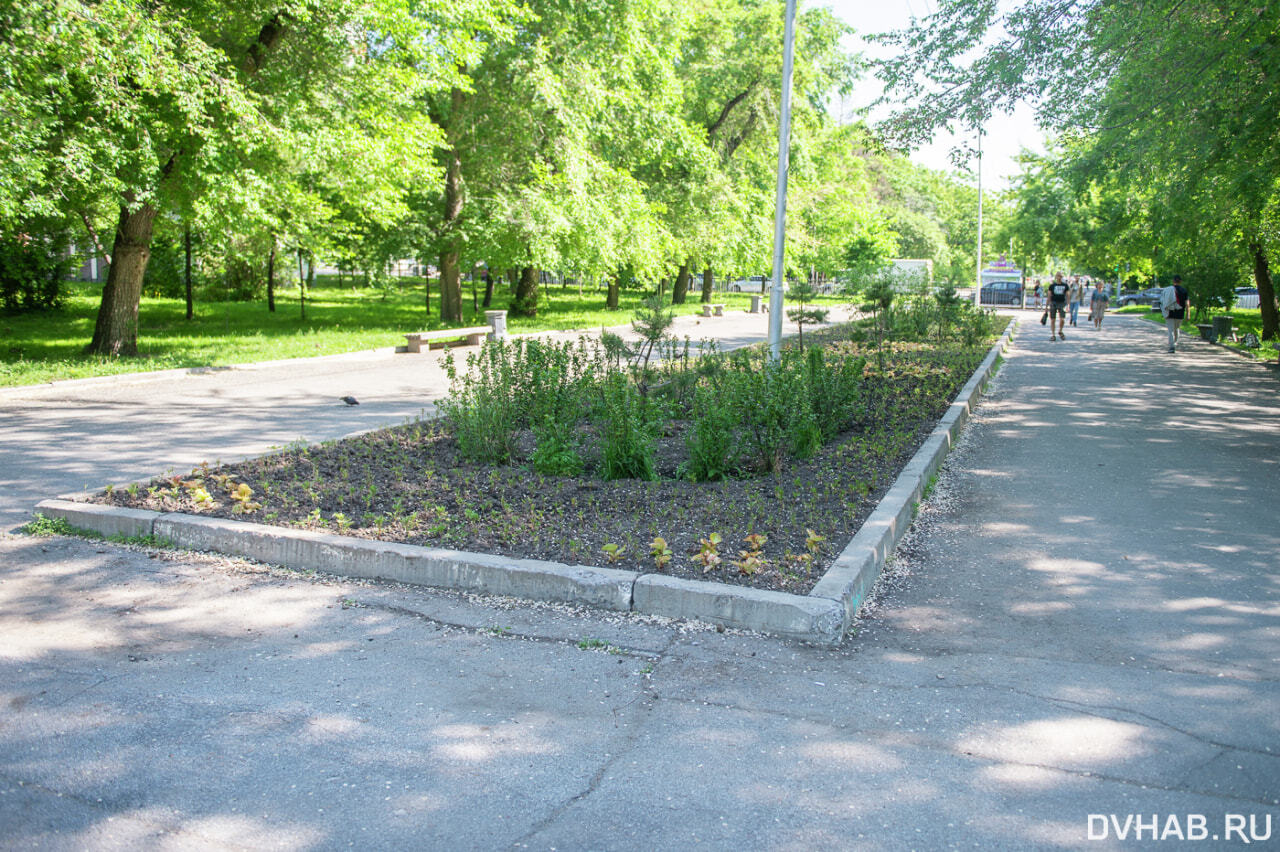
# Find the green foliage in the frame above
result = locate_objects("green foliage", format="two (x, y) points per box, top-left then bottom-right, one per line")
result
(803, 346), (867, 441)
(0, 226), (72, 313)
(442, 337), (601, 464)
(682, 383), (737, 482)
(531, 416), (584, 477)
(20, 513), (82, 537)
(785, 278), (830, 350)
(599, 373), (657, 481)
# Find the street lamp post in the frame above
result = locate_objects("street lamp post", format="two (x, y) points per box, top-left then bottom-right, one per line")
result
(767, 0), (798, 362)
(973, 128), (983, 307)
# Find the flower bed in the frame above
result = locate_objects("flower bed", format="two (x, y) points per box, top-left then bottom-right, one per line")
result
(92, 314), (1008, 594)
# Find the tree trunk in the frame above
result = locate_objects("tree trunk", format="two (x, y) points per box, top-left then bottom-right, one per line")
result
(184, 226), (193, 321)
(481, 273), (494, 308)
(266, 236), (276, 313)
(438, 87), (465, 323)
(607, 276), (620, 310)
(297, 249), (309, 320)
(701, 266), (714, 303)
(512, 266), (539, 317)
(439, 248), (461, 321)
(87, 202), (157, 356)
(672, 263), (691, 304)
(1251, 242), (1277, 340)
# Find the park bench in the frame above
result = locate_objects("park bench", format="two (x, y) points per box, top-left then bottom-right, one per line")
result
(402, 325), (491, 353)
(1194, 316), (1236, 344)
(700, 303), (727, 317)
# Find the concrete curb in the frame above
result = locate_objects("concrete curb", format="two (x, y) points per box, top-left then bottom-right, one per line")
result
(31, 318), (1017, 644)
(809, 318), (1019, 626)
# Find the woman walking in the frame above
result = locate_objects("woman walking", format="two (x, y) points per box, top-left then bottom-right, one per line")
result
(1090, 281), (1109, 329)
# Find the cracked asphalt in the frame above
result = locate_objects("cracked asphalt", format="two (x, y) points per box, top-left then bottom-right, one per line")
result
(1, 312), (1278, 850)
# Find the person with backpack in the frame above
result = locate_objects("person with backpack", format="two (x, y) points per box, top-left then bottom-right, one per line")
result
(1068, 276), (1083, 326)
(1160, 274), (1190, 352)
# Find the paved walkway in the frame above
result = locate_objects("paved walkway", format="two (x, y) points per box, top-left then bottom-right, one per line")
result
(1, 313), (1277, 849)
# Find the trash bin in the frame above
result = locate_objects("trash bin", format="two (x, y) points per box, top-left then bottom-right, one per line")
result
(1212, 315), (1233, 343)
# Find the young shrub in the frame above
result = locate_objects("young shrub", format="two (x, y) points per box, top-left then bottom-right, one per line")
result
(934, 283), (963, 342)
(531, 416), (584, 476)
(785, 278), (830, 350)
(726, 353), (794, 475)
(683, 383), (737, 482)
(599, 373), (657, 481)
(440, 342), (521, 463)
(805, 347), (867, 440)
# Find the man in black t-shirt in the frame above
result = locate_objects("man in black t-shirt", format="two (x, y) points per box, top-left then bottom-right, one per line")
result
(1047, 272), (1070, 340)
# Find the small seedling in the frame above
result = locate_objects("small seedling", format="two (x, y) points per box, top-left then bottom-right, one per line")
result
(805, 528), (826, 555)
(577, 638), (608, 650)
(601, 542), (626, 563)
(693, 532), (722, 572)
(649, 537), (672, 569)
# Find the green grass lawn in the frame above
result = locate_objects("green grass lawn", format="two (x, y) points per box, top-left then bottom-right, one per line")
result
(1, 277), (847, 387)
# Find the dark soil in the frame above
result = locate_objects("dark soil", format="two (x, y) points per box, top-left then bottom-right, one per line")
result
(93, 330), (1002, 594)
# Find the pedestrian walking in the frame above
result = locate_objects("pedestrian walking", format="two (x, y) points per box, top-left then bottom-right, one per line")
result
(1068, 277), (1082, 327)
(1047, 272), (1070, 340)
(1160, 275), (1189, 352)
(1089, 281), (1109, 329)
(1033, 280), (1043, 309)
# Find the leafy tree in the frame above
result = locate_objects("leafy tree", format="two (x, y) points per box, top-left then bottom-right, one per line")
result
(877, 0), (1280, 337)
(0, 0), (510, 354)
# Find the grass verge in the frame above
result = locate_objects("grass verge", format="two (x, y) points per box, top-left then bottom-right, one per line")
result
(1, 278), (847, 388)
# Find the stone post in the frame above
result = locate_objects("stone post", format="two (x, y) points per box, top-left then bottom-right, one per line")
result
(485, 310), (508, 341)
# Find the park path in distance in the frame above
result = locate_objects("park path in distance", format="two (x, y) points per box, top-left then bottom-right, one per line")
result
(0, 312), (1276, 849)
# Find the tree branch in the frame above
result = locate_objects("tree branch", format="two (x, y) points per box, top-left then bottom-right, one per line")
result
(706, 78), (759, 141)
(244, 12), (291, 75)
(79, 210), (111, 266)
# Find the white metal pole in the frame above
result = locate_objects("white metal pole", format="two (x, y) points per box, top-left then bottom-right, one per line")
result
(767, 0), (798, 363)
(974, 129), (983, 307)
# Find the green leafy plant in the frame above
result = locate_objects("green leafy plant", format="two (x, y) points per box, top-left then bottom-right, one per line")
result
(692, 532), (723, 572)
(599, 373), (656, 481)
(649, 536), (673, 569)
(682, 383), (737, 482)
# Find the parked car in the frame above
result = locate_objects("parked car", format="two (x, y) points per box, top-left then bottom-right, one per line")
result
(980, 280), (1023, 306)
(1234, 287), (1260, 309)
(1117, 287), (1164, 307)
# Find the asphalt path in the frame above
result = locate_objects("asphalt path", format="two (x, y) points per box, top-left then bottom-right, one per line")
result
(1, 312), (1277, 850)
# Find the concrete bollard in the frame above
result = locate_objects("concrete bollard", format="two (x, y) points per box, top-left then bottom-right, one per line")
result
(485, 310), (508, 341)
(750, 295), (762, 314)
